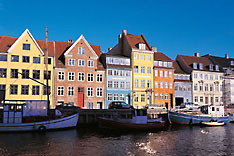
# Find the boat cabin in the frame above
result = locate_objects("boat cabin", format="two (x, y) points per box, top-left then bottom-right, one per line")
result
(208, 106), (225, 117)
(3, 103), (25, 124)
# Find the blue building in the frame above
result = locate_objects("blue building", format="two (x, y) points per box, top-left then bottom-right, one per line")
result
(100, 53), (132, 108)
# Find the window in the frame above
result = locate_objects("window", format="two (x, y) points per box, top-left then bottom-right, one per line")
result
(215, 97), (219, 103)
(141, 80), (145, 88)
(108, 70), (112, 75)
(126, 82), (131, 89)
(163, 62), (167, 67)
(169, 83), (173, 89)
(68, 59), (75, 66)
(114, 81), (118, 88)
(155, 93), (159, 99)
(141, 94), (145, 102)
(23, 43), (30, 50)
(78, 59), (85, 66)
(120, 82), (125, 89)
(205, 84), (208, 91)
(22, 69), (29, 79)
(32, 86), (40, 95)
(87, 102), (93, 109)
(165, 71), (168, 77)
(134, 66), (139, 73)
(68, 87), (74, 96)
(200, 74), (203, 79)
(155, 82), (158, 88)
(194, 83), (198, 91)
(147, 56), (151, 61)
(134, 54), (138, 60)
(139, 43), (146, 50)
(78, 72), (84, 81)
(141, 55), (145, 60)
(120, 94), (124, 101)
(87, 87), (93, 97)
(20, 85), (29, 95)
(11, 69), (18, 78)
(231, 61), (234, 66)
(78, 47), (85, 55)
(205, 74), (208, 80)
(155, 70), (158, 77)
(135, 79), (139, 88)
(160, 93), (163, 99)
(175, 86), (178, 91)
(0, 54), (7, 61)
(58, 71), (65, 80)
(120, 70), (124, 76)
(160, 82), (163, 88)
(200, 83), (203, 91)
(114, 94), (118, 101)
(210, 75), (213, 80)
(134, 94), (138, 102)
(11, 55), (19, 62)
(44, 58), (52, 64)
(114, 70), (118, 76)
(210, 84), (213, 91)
(195, 96), (198, 102)
(194, 73), (197, 79)
(22, 56), (30, 63)
(43, 86), (51, 95)
(33, 57), (40, 64)
(147, 67), (151, 74)
(168, 62), (173, 67)
(87, 73), (94, 82)
(33, 70), (40, 79)
(215, 84), (219, 92)
(165, 82), (168, 88)
(209, 64), (213, 71)
(169, 72), (173, 78)
(147, 80), (151, 88)
(200, 96), (203, 102)
(160, 71), (163, 77)
(108, 94), (112, 101)
(215, 75), (218, 80)
(215, 65), (219, 71)
(220, 84), (223, 91)
(88, 60), (94, 67)
(220, 76), (223, 80)
(108, 81), (112, 88)
(165, 94), (168, 100)
(10, 85), (18, 95)
(96, 88), (103, 97)
(159, 61), (162, 66)
(126, 71), (131, 76)
(0, 84), (6, 90)
(154, 61), (158, 66)
(44, 71), (51, 80)
(199, 63), (203, 70)
(193, 63), (197, 69)
(68, 72), (75, 81)
(57, 86), (64, 96)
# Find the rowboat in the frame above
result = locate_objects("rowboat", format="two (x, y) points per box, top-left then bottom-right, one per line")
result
(201, 121), (224, 126)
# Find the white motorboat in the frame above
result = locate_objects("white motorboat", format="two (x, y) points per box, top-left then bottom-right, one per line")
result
(201, 121), (225, 126)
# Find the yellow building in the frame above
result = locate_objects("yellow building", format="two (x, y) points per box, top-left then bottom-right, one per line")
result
(0, 29), (55, 108)
(108, 30), (155, 108)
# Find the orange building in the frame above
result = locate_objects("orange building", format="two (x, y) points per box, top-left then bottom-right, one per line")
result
(153, 52), (174, 109)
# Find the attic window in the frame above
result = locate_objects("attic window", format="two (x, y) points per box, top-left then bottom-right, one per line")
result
(193, 63), (197, 69)
(199, 63), (203, 70)
(23, 44), (30, 50)
(231, 61), (234, 66)
(209, 64), (213, 71)
(139, 43), (146, 50)
(215, 65), (219, 71)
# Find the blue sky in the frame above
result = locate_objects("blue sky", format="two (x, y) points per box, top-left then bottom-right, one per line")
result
(1, 0), (234, 59)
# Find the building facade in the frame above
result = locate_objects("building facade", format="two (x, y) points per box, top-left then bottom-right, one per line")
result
(54, 35), (105, 109)
(173, 61), (192, 106)
(0, 29), (55, 108)
(100, 53), (132, 108)
(153, 52), (175, 109)
(176, 53), (224, 106)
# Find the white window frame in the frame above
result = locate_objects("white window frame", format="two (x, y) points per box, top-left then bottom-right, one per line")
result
(96, 88), (103, 97)
(96, 74), (103, 82)
(68, 72), (75, 81)
(78, 72), (85, 81)
(78, 59), (85, 66)
(67, 86), (74, 96)
(87, 73), (94, 82)
(88, 60), (94, 67)
(108, 93), (112, 101)
(78, 47), (85, 55)
(58, 71), (65, 81)
(87, 87), (93, 97)
(57, 86), (64, 96)
(68, 59), (75, 66)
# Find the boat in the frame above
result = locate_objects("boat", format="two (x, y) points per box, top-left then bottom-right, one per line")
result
(168, 105), (229, 125)
(98, 109), (165, 130)
(0, 27), (79, 132)
(201, 121), (225, 126)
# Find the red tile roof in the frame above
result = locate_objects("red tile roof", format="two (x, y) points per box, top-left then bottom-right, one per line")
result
(125, 34), (151, 50)
(154, 52), (172, 61)
(173, 60), (187, 74)
(0, 36), (17, 53)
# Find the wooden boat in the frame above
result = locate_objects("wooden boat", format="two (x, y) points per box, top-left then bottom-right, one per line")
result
(201, 121), (224, 126)
(168, 105), (230, 125)
(98, 109), (165, 130)
(0, 113), (78, 132)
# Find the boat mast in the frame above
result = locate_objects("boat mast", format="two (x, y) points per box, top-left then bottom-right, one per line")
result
(45, 27), (50, 116)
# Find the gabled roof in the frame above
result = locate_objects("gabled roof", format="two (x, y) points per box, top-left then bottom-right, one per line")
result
(154, 52), (172, 61)
(0, 36), (17, 53)
(173, 60), (187, 74)
(125, 34), (151, 50)
(203, 54), (234, 68)
(177, 54), (218, 72)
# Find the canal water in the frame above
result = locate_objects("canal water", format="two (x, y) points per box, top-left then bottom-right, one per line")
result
(1, 124), (234, 156)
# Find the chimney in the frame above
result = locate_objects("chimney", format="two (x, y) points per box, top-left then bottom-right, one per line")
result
(151, 46), (157, 52)
(122, 30), (127, 35)
(225, 53), (229, 59)
(195, 52), (199, 57)
(108, 48), (112, 51)
(68, 40), (73, 43)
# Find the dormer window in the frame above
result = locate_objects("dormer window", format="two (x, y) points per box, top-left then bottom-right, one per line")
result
(193, 63), (197, 69)
(209, 64), (213, 71)
(139, 43), (146, 50)
(215, 65), (219, 71)
(199, 63), (203, 70)
(23, 44), (30, 50)
(231, 61), (234, 66)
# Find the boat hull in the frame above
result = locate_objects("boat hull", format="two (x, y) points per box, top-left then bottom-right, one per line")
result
(98, 117), (165, 130)
(201, 122), (225, 126)
(0, 114), (79, 132)
(168, 111), (229, 125)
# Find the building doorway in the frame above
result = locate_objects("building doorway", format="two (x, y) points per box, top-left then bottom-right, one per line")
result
(77, 87), (84, 107)
(147, 94), (151, 105)
(170, 94), (173, 109)
(97, 102), (103, 109)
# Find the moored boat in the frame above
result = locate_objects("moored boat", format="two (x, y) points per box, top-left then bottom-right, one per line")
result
(168, 105), (229, 125)
(201, 121), (224, 126)
(98, 109), (165, 130)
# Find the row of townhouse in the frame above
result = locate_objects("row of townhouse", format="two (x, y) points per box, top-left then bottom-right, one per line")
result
(0, 29), (233, 110)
